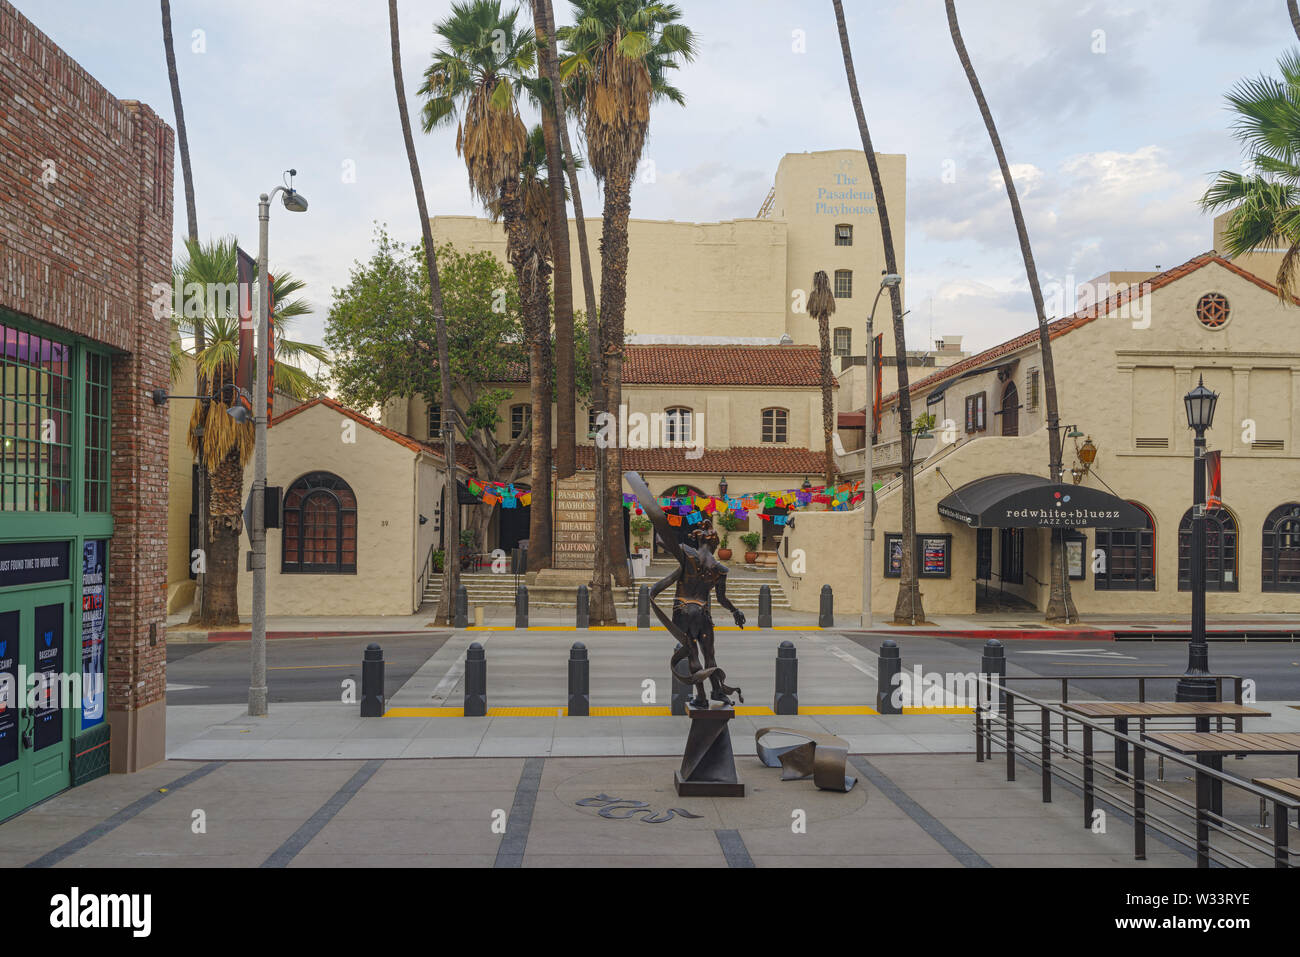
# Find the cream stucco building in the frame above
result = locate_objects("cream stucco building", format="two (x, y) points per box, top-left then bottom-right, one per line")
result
(783, 251), (1300, 617)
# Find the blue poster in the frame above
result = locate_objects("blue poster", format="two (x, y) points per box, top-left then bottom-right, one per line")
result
(81, 540), (106, 728)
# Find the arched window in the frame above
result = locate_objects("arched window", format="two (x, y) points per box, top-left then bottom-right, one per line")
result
(833, 327), (852, 356)
(510, 403), (531, 439)
(664, 407), (692, 443)
(835, 224), (853, 246)
(1094, 503), (1155, 591)
(1178, 506), (1238, 591)
(834, 269), (853, 298)
(1262, 503), (1300, 592)
(282, 472), (357, 574)
(762, 408), (788, 443)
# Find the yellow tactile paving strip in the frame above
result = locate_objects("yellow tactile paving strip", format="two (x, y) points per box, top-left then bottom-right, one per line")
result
(383, 704), (974, 718)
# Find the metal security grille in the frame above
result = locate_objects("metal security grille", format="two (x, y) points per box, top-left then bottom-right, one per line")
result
(1178, 507), (1238, 591)
(83, 352), (110, 512)
(282, 472), (358, 574)
(0, 322), (73, 512)
(834, 269), (853, 298)
(835, 224), (853, 246)
(833, 328), (851, 356)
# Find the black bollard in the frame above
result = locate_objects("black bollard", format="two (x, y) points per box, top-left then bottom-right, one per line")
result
(818, 584), (834, 628)
(568, 642), (590, 716)
(454, 584), (469, 628)
(360, 643), (385, 717)
(774, 640), (798, 715)
(464, 642), (487, 716)
(637, 585), (650, 629)
(877, 639), (902, 714)
(576, 584), (590, 628)
(670, 643), (689, 716)
(758, 584), (773, 628)
(980, 638), (1007, 713)
(515, 585), (528, 629)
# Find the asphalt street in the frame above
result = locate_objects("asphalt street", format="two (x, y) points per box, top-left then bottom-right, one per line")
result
(165, 632), (453, 705)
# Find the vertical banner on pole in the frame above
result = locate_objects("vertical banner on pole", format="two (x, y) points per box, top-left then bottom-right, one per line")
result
(80, 540), (106, 729)
(236, 247), (256, 416)
(266, 274), (276, 427)
(1205, 449), (1222, 510)
(872, 333), (884, 440)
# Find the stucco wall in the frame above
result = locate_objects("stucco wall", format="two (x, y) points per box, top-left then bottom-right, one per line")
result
(237, 404), (420, 616)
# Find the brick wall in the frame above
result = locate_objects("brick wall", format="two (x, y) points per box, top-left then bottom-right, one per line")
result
(0, 1), (173, 769)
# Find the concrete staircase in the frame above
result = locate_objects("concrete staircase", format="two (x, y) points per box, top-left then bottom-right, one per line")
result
(422, 570), (791, 610)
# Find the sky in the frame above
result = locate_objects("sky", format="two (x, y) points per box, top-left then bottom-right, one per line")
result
(16, 0), (1298, 359)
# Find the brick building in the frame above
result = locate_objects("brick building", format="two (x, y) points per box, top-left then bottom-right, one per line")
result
(0, 0), (173, 817)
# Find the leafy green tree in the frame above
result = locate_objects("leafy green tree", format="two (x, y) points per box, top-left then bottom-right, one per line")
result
(1201, 48), (1300, 301)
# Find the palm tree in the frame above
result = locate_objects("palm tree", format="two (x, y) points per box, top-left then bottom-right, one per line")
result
(945, 0), (1075, 622)
(560, 0), (696, 588)
(1290, 0), (1300, 41)
(161, 0), (211, 619)
(808, 271), (837, 489)
(1201, 48), (1300, 302)
(171, 238), (327, 626)
(527, 0), (577, 481)
(538, 0), (612, 621)
(831, 0), (923, 624)
(388, 0), (462, 625)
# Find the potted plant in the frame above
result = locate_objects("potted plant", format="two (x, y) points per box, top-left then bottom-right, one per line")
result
(715, 512), (743, 561)
(458, 528), (478, 571)
(432, 549), (445, 574)
(630, 515), (652, 552)
(740, 531), (762, 564)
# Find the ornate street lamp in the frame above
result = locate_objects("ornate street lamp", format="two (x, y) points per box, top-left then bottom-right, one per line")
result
(718, 476), (728, 498)
(1176, 376), (1219, 702)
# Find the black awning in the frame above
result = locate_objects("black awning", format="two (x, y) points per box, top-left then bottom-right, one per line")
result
(937, 473), (1149, 528)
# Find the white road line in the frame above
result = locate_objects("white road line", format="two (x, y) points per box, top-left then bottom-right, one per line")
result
(428, 635), (490, 705)
(803, 633), (961, 708)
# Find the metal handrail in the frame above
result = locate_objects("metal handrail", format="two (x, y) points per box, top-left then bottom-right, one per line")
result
(971, 675), (1298, 868)
(416, 539), (440, 609)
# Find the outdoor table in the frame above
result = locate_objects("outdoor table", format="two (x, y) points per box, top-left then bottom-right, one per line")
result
(1147, 732), (1300, 817)
(1062, 702), (1270, 781)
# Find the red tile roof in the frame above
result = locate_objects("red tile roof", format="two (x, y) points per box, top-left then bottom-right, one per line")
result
(273, 396), (446, 460)
(881, 252), (1291, 409)
(426, 440), (829, 476)
(444, 344), (835, 388)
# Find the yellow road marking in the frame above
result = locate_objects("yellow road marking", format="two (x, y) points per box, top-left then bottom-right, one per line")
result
(901, 706), (975, 715)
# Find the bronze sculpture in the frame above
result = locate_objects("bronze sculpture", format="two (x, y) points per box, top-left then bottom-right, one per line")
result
(626, 472), (745, 707)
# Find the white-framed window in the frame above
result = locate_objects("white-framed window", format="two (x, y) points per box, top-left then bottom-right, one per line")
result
(762, 408), (788, 443)
(664, 407), (692, 443)
(510, 403), (531, 439)
(835, 224), (853, 246)
(834, 269), (853, 298)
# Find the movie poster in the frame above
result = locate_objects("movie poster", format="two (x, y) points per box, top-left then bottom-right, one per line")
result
(81, 539), (106, 728)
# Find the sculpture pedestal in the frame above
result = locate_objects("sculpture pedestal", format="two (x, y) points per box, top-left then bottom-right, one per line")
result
(674, 704), (746, 797)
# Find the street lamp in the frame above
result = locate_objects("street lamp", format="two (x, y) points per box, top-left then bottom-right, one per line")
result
(1176, 375), (1219, 703)
(861, 272), (902, 628)
(249, 171), (308, 718)
(150, 384), (253, 423)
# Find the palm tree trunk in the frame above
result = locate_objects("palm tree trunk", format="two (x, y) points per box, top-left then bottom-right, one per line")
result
(600, 164), (633, 588)
(946, 0), (1075, 622)
(389, 0), (460, 624)
(817, 313), (835, 488)
(1291, 0), (1300, 41)
(527, 320), (554, 571)
(532, 0), (576, 480)
(162, 0), (211, 623)
(832, 0), (924, 624)
(199, 448), (243, 626)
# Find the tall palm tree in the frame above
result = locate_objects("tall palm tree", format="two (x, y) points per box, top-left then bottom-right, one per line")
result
(421, 0), (555, 572)
(171, 238), (326, 626)
(560, 0), (696, 588)
(1201, 48), (1300, 302)
(538, 0), (612, 621)
(388, 0), (462, 625)
(1290, 0), (1300, 41)
(945, 0), (1075, 622)
(832, 0), (923, 624)
(808, 271), (837, 489)
(528, 0), (577, 480)
(161, 0), (211, 619)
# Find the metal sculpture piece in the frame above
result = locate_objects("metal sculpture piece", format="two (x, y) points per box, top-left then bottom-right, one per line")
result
(754, 727), (858, 793)
(575, 794), (703, 824)
(626, 471), (747, 797)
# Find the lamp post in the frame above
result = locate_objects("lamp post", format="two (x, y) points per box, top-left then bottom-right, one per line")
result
(1176, 376), (1219, 702)
(861, 272), (901, 629)
(249, 172), (308, 717)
